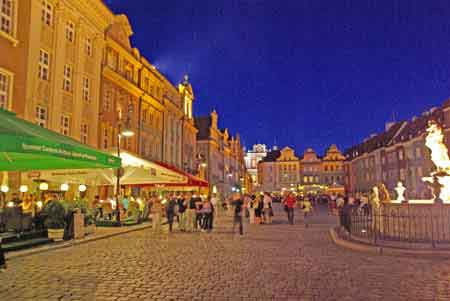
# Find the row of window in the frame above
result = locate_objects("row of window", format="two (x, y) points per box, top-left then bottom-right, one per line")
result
(323, 165), (342, 172)
(35, 105), (89, 143)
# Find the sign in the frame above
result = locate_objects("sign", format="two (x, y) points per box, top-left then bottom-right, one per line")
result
(27, 171), (41, 178)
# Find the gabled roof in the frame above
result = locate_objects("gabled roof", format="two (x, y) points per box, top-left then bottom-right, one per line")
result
(393, 108), (443, 144)
(344, 121), (405, 160)
(260, 149), (281, 163)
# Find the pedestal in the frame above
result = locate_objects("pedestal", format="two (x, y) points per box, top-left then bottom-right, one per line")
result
(73, 211), (85, 240)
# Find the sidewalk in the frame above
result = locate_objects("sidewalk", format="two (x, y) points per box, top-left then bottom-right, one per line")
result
(6, 222), (152, 260)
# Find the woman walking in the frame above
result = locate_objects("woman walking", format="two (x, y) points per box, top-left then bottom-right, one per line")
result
(201, 197), (213, 232)
(263, 193), (272, 224)
(248, 195), (256, 224)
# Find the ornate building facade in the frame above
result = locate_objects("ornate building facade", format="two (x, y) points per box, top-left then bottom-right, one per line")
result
(257, 145), (345, 194)
(195, 111), (247, 197)
(244, 144), (268, 190)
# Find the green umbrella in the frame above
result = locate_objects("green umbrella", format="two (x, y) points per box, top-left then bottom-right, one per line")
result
(0, 109), (120, 171)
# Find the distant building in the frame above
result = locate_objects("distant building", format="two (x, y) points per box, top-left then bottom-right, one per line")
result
(257, 145), (345, 195)
(244, 144), (268, 190)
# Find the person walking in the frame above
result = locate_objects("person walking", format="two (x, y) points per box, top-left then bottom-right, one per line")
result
(263, 192), (272, 224)
(211, 193), (219, 217)
(151, 197), (163, 234)
(165, 195), (177, 233)
(202, 197), (213, 232)
(185, 193), (196, 232)
(248, 195), (256, 224)
(284, 193), (297, 225)
(177, 194), (187, 231)
(0, 236), (6, 271)
(302, 197), (312, 227)
(232, 193), (244, 236)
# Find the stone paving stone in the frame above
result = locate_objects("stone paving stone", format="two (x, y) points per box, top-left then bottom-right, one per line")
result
(1, 204), (450, 300)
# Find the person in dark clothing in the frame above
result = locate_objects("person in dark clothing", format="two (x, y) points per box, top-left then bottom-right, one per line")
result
(232, 193), (244, 236)
(165, 196), (177, 232)
(177, 195), (187, 231)
(0, 237), (6, 271)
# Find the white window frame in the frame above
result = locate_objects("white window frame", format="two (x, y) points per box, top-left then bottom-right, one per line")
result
(35, 105), (48, 128)
(65, 20), (75, 42)
(0, 67), (13, 110)
(85, 37), (92, 56)
(60, 114), (70, 136)
(41, 0), (53, 27)
(82, 77), (90, 101)
(81, 123), (88, 144)
(38, 49), (50, 81)
(62, 64), (72, 92)
(0, 0), (17, 41)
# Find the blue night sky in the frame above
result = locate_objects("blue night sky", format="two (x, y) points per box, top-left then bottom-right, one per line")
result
(107, 0), (450, 155)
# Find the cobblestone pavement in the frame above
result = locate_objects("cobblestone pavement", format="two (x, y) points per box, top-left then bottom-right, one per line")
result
(1, 204), (450, 300)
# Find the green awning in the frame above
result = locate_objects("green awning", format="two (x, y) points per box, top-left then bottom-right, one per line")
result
(0, 109), (121, 171)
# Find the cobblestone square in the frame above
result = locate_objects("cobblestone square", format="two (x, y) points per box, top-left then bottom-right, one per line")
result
(1, 205), (450, 300)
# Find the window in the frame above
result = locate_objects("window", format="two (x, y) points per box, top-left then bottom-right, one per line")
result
(41, 0), (53, 27)
(417, 166), (423, 177)
(103, 90), (111, 112)
(142, 109), (147, 123)
(0, 0), (14, 36)
(81, 123), (88, 144)
(399, 168), (406, 181)
(62, 65), (72, 92)
(82, 77), (90, 101)
(106, 48), (118, 70)
(102, 127), (108, 149)
(65, 21), (74, 42)
(0, 70), (12, 110)
(38, 49), (50, 80)
(415, 147), (421, 159)
(303, 176), (308, 183)
(60, 114), (70, 136)
(35, 105), (47, 127)
(85, 38), (92, 56)
(398, 150), (404, 161)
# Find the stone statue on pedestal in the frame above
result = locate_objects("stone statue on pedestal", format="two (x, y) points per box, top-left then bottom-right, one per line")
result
(395, 181), (407, 203)
(370, 186), (380, 210)
(378, 183), (391, 203)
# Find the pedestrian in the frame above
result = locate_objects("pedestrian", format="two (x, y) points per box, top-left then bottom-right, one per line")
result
(0, 237), (6, 271)
(177, 194), (187, 231)
(165, 195), (177, 233)
(283, 192), (297, 225)
(248, 195), (256, 224)
(211, 193), (219, 217)
(202, 197), (213, 232)
(256, 194), (263, 224)
(263, 192), (272, 224)
(232, 193), (244, 236)
(195, 195), (204, 230)
(151, 197), (163, 234)
(302, 197), (312, 227)
(185, 192), (196, 232)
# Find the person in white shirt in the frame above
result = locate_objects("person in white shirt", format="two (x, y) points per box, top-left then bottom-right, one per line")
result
(210, 193), (219, 217)
(263, 193), (273, 224)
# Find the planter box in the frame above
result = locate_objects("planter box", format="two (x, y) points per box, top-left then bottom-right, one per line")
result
(85, 224), (96, 235)
(47, 228), (64, 241)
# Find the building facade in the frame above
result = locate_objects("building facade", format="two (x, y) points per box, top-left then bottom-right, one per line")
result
(257, 145), (345, 194)
(195, 111), (247, 197)
(344, 104), (448, 199)
(244, 144), (268, 191)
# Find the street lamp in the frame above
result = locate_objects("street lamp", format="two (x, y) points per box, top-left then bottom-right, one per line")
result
(115, 105), (134, 226)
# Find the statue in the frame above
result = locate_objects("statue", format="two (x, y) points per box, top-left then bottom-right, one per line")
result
(395, 181), (407, 203)
(370, 186), (380, 210)
(378, 183), (391, 203)
(429, 174), (444, 204)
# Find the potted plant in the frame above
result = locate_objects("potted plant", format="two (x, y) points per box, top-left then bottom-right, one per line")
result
(84, 213), (96, 235)
(43, 201), (66, 241)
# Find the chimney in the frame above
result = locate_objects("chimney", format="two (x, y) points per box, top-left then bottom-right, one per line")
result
(385, 122), (395, 131)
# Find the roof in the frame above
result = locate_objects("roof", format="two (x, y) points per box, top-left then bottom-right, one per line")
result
(344, 121), (405, 160)
(194, 116), (211, 140)
(393, 108), (443, 144)
(260, 150), (281, 163)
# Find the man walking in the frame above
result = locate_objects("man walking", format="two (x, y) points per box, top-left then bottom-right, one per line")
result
(177, 194), (187, 231)
(185, 193), (196, 232)
(232, 193), (244, 236)
(284, 193), (297, 225)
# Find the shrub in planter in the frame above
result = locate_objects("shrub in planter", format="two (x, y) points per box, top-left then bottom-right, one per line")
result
(43, 201), (66, 241)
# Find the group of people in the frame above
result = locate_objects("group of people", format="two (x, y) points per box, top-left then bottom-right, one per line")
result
(150, 193), (219, 234)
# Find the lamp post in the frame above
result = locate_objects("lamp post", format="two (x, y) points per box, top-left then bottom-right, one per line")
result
(115, 105), (134, 226)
